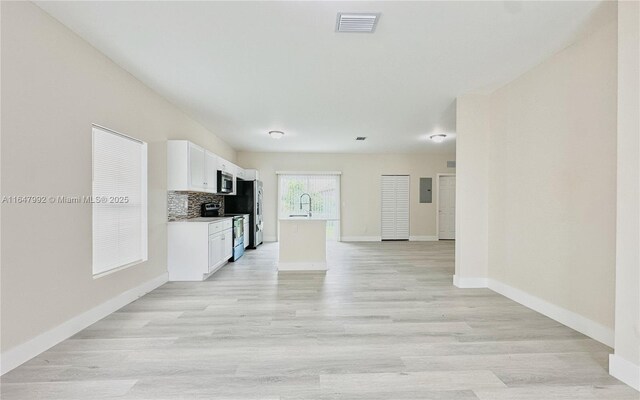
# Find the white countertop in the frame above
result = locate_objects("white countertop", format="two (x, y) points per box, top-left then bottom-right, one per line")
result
(169, 217), (233, 223)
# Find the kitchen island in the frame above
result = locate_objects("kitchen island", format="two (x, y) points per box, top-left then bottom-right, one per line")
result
(278, 218), (327, 271)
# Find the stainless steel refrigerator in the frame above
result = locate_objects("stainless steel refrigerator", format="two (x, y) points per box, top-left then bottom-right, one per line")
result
(225, 180), (263, 248)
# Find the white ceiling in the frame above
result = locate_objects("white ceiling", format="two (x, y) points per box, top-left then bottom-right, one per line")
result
(37, 1), (602, 154)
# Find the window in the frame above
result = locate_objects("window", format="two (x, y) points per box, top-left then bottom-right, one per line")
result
(277, 172), (341, 240)
(92, 125), (147, 277)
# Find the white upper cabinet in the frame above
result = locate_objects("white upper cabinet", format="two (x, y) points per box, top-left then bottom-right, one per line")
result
(228, 162), (238, 178)
(204, 151), (218, 193)
(188, 143), (206, 190)
(168, 140), (243, 194)
(230, 162), (249, 181)
(217, 157), (232, 174)
(235, 165), (245, 181)
(243, 169), (259, 181)
(227, 162), (239, 195)
(168, 140), (221, 193)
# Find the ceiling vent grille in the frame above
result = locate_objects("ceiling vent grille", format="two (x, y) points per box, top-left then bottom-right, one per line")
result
(336, 13), (380, 33)
(355, 136), (367, 141)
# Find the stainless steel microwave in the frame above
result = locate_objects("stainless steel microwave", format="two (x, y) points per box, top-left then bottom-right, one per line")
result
(217, 171), (234, 194)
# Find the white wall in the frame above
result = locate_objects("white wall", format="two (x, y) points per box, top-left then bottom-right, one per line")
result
(488, 15), (618, 331)
(236, 152), (455, 241)
(454, 95), (490, 287)
(1, 1), (235, 360)
(610, 0), (640, 391)
(455, 8), (618, 344)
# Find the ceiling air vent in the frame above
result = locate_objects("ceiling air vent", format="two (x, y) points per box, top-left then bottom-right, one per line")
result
(355, 137), (367, 141)
(336, 13), (380, 33)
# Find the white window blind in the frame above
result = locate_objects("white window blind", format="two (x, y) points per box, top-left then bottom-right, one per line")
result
(278, 173), (341, 240)
(92, 125), (147, 277)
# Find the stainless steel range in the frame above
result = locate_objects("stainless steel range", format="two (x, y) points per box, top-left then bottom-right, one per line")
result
(230, 215), (245, 261)
(201, 203), (245, 262)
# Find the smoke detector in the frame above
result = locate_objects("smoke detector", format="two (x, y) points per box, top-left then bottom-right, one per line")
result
(336, 13), (380, 33)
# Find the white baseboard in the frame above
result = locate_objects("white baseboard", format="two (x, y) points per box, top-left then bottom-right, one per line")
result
(487, 279), (614, 347)
(0, 272), (168, 375)
(341, 236), (381, 242)
(453, 274), (489, 288)
(278, 262), (327, 271)
(409, 236), (438, 241)
(263, 235), (277, 242)
(340, 236), (438, 242)
(451, 274), (614, 347)
(609, 354), (640, 391)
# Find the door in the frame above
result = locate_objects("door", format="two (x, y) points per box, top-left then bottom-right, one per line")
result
(438, 175), (456, 240)
(394, 176), (410, 239)
(189, 143), (205, 190)
(381, 176), (396, 240)
(381, 175), (410, 240)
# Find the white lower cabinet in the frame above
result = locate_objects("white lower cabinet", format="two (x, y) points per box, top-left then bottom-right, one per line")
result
(168, 218), (233, 281)
(208, 234), (222, 272)
(225, 230), (233, 259)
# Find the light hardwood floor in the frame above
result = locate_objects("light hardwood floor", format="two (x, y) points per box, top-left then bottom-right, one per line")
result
(2, 241), (637, 399)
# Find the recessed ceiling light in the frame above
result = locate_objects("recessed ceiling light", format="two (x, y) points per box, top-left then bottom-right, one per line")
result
(336, 13), (380, 33)
(355, 137), (367, 141)
(268, 130), (284, 139)
(429, 134), (447, 143)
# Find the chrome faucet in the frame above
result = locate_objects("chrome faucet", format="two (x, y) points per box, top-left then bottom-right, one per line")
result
(299, 193), (312, 217)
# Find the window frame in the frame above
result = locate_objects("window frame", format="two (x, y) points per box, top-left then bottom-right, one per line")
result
(276, 171), (341, 241)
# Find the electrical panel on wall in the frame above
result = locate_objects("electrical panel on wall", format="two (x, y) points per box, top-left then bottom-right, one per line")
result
(419, 178), (433, 203)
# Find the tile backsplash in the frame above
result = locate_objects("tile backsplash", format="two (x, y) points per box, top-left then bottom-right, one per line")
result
(167, 191), (225, 221)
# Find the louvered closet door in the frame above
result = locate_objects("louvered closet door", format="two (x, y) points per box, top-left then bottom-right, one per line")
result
(394, 175), (410, 239)
(381, 175), (410, 240)
(381, 176), (397, 240)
